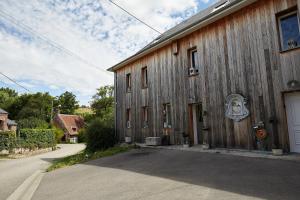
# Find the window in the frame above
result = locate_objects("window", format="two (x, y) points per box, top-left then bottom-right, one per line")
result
(71, 127), (77, 132)
(126, 108), (131, 128)
(188, 48), (199, 75)
(142, 106), (149, 128)
(163, 104), (172, 128)
(277, 9), (300, 51)
(141, 67), (148, 88)
(126, 73), (131, 92)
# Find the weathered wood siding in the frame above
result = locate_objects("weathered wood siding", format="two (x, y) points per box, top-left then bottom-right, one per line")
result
(115, 0), (300, 151)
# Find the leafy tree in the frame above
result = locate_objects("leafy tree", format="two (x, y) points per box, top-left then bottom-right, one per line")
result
(56, 91), (79, 114)
(17, 117), (49, 129)
(16, 93), (53, 121)
(0, 88), (18, 111)
(91, 85), (114, 118)
(51, 127), (65, 143)
(86, 118), (116, 152)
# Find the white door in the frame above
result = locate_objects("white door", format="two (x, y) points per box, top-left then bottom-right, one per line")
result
(285, 92), (300, 153)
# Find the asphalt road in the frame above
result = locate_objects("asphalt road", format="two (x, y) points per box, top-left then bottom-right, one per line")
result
(33, 148), (300, 200)
(0, 144), (85, 199)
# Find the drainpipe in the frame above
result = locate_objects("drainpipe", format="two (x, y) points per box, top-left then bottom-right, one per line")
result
(114, 72), (118, 141)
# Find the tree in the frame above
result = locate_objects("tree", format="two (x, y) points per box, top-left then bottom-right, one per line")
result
(0, 88), (18, 111)
(90, 85), (114, 118)
(56, 91), (79, 114)
(15, 92), (53, 121)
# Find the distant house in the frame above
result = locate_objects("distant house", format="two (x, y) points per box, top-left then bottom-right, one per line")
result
(53, 114), (84, 143)
(0, 108), (17, 132)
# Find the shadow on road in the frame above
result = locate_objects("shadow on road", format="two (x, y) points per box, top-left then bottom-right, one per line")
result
(79, 148), (300, 200)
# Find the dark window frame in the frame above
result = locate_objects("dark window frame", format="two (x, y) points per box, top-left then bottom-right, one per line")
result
(142, 106), (149, 128)
(126, 73), (131, 93)
(188, 47), (199, 76)
(141, 66), (148, 89)
(163, 103), (172, 128)
(126, 108), (131, 129)
(276, 7), (300, 52)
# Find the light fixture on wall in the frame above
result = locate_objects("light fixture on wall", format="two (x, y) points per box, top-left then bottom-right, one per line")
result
(287, 80), (300, 89)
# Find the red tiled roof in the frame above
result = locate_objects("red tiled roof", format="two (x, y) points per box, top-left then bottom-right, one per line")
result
(55, 114), (84, 135)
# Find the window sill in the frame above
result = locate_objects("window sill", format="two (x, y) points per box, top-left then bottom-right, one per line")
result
(280, 46), (300, 53)
(188, 73), (199, 77)
(163, 126), (172, 129)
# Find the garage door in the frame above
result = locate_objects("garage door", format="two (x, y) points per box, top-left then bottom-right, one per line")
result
(285, 92), (300, 153)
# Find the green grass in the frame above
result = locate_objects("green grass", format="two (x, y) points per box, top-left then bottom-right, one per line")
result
(75, 107), (93, 115)
(47, 146), (133, 172)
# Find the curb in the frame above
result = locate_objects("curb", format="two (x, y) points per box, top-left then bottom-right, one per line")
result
(7, 170), (45, 200)
(137, 144), (300, 162)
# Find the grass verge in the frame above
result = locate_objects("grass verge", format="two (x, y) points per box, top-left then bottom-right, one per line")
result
(47, 145), (133, 172)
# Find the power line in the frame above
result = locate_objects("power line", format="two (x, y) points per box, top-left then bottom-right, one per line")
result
(107, 0), (162, 35)
(0, 10), (112, 76)
(0, 72), (31, 92)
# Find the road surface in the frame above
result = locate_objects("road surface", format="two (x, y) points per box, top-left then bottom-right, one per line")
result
(0, 144), (85, 199)
(33, 148), (300, 200)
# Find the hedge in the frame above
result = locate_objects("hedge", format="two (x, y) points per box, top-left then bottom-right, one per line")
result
(20, 129), (56, 149)
(0, 129), (56, 152)
(0, 131), (17, 151)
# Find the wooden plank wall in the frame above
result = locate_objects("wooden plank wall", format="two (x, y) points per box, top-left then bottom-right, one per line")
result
(115, 0), (300, 151)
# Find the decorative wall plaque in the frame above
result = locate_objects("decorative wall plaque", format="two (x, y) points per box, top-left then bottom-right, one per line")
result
(225, 94), (249, 122)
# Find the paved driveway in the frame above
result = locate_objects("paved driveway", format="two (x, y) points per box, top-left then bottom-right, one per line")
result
(0, 144), (85, 199)
(33, 148), (300, 200)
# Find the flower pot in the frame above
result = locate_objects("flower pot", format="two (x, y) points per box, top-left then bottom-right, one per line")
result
(125, 137), (132, 144)
(272, 149), (283, 156)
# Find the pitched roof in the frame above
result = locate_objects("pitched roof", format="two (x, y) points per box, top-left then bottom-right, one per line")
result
(107, 0), (258, 71)
(55, 114), (84, 136)
(0, 108), (8, 114)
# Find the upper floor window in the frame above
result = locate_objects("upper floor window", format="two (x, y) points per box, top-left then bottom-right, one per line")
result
(126, 73), (131, 92)
(142, 106), (149, 128)
(188, 48), (199, 75)
(141, 67), (148, 88)
(163, 103), (172, 128)
(277, 9), (300, 51)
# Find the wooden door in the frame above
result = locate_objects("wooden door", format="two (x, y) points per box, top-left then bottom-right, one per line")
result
(285, 92), (300, 153)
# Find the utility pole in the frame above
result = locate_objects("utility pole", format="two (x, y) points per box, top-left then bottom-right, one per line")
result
(50, 99), (54, 124)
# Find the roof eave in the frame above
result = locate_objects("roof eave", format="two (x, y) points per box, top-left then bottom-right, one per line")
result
(107, 0), (258, 72)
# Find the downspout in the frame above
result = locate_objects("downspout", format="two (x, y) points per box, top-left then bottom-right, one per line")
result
(114, 72), (118, 141)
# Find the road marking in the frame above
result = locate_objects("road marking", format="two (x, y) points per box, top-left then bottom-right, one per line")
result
(7, 170), (45, 200)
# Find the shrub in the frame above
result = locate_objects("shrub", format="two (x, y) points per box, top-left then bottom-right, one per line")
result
(52, 127), (64, 143)
(78, 128), (87, 143)
(19, 129), (56, 149)
(86, 118), (116, 152)
(0, 131), (16, 151)
(17, 117), (49, 129)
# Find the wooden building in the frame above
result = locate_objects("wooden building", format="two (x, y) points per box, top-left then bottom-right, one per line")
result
(108, 0), (300, 152)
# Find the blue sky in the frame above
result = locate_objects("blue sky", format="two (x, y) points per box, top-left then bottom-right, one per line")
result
(0, 0), (217, 105)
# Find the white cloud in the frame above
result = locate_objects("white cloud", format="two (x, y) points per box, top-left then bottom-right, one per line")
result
(0, 0), (215, 104)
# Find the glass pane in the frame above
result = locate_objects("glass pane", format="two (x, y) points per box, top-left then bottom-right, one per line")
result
(191, 50), (197, 68)
(280, 13), (300, 50)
